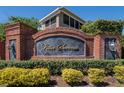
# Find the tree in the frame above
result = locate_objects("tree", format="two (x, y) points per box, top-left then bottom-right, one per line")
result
(80, 21), (98, 34)
(81, 19), (124, 35)
(9, 16), (40, 29)
(0, 16), (40, 41)
(0, 24), (5, 41)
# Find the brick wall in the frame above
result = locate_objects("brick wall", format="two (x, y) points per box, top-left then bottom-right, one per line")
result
(5, 22), (37, 60)
(5, 22), (122, 60)
(32, 27), (94, 60)
(0, 40), (5, 59)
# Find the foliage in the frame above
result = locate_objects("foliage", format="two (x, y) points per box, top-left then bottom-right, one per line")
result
(0, 60), (123, 75)
(0, 24), (5, 41)
(62, 68), (83, 85)
(0, 16), (40, 41)
(9, 16), (40, 29)
(88, 68), (105, 84)
(19, 68), (50, 86)
(121, 36), (124, 47)
(113, 66), (124, 83)
(81, 21), (98, 34)
(81, 19), (124, 35)
(0, 60), (8, 69)
(0, 67), (29, 86)
(0, 67), (50, 86)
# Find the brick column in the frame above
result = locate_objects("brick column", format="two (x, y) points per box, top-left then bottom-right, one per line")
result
(5, 22), (37, 61)
(94, 35), (104, 59)
(94, 34), (121, 59)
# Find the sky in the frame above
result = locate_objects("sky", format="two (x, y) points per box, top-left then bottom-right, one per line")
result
(0, 6), (124, 23)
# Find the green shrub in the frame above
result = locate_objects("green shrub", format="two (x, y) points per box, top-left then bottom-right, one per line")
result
(62, 68), (83, 85)
(0, 67), (50, 86)
(19, 68), (50, 86)
(0, 60), (8, 69)
(0, 67), (29, 86)
(113, 66), (124, 83)
(0, 60), (122, 75)
(119, 60), (124, 65)
(88, 68), (105, 84)
(81, 20), (123, 35)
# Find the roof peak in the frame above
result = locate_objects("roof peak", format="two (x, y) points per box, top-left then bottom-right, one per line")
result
(39, 7), (85, 23)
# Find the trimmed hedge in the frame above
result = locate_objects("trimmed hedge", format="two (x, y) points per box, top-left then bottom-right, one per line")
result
(88, 68), (105, 84)
(18, 68), (50, 87)
(0, 67), (50, 87)
(113, 66), (124, 83)
(62, 68), (83, 85)
(0, 67), (30, 86)
(0, 60), (123, 75)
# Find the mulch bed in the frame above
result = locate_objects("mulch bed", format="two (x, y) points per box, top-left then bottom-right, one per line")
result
(49, 76), (124, 87)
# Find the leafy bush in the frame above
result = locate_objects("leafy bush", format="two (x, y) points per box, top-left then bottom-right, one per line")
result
(113, 66), (124, 83)
(0, 67), (50, 87)
(0, 60), (122, 75)
(9, 16), (40, 29)
(0, 24), (5, 41)
(62, 68), (83, 85)
(0, 67), (29, 86)
(81, 20), (123, 35)
(119, 60), (124, 65)
(19, 68), (50, 86)
(88, 68), (105, 84)
(0, 60), (8, 69)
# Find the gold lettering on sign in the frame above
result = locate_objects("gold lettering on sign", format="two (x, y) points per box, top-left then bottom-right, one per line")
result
(43, 44), (79, 51)
(43, 44), (56, 51)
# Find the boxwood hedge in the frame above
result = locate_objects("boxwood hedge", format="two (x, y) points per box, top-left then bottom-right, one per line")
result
(62, 68), (83, 85)
(0, 60), (123, 75)
(0, 67), (50, 87)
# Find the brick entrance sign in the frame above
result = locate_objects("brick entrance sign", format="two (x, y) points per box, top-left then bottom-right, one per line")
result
(4, 22), (121, 60)
(2, 7), (122, 61)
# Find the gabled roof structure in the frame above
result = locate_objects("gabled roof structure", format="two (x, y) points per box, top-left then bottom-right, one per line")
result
(39, 7), (85, 24)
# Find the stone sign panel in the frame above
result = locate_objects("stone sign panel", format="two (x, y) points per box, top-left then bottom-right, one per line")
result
(36, 36), (85, 56)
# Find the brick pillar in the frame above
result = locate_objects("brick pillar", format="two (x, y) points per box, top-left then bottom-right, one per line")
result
(86, 38), (94, 58)
(94, 34), (121, 59)
(5, 22), (37, 61)
(94, 35), (104, 59)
